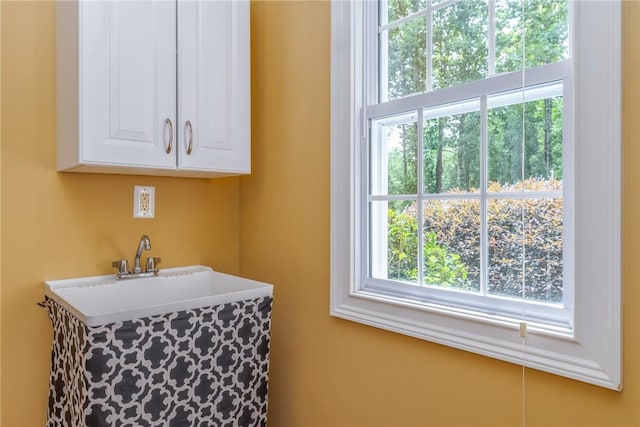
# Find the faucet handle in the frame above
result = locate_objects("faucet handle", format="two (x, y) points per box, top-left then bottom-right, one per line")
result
(112, 259), (130, 275)
(145, 257), (161, 273)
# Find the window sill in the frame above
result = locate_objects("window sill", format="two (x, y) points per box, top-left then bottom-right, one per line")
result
(331, 289), (619, 390)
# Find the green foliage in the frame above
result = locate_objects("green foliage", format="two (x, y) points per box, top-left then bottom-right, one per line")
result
(387, 209), (470, 286)
(386, 8), (427, 99)
(488, 96), (564, 185)
(387, 179), (563, 302)
(382, 1), (568, 302)
(387, 123), (418, 195)
(423, 232), (470, 289)
(388, 208), (419, 281)
(383, 0), (568, 196)
(485, 179), (563, 302)
(432, 0), (488, 90)
(423, 112), (481, 194)
(495, 0), (569, 72)
(421, 196), (481, 291)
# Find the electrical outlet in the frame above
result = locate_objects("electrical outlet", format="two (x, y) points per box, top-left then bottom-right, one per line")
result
(133, 185), (155, 218)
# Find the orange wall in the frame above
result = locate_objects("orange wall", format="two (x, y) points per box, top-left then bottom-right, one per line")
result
(1, 0), (639, 426)
(240, 1), (640, 426)
(0, 1), (3, 422)
(0, 2), (241, 426)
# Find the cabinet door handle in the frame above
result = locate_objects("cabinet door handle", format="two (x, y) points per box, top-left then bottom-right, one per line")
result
(164, 118), (174, 154)
(185, 120), (193, 155)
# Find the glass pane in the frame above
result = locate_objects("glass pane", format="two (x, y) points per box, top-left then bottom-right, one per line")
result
(487, 198), (524, 298)
(487, 198), (563, 303)
(424, 108), (480, 194)
(495, 0), (569, 74)
(372, 200), (419, 284)
(371, 117), (418, 196)
(488, 92), (563, 191)
(384, 0), (427, 24)
(523, 197), (563, 303)
(383, 19), (427, 100)
(432, 0), (488, 91)
(423, 199), (480, 291)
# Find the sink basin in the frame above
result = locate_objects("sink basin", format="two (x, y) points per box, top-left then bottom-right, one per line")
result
(44, 265), (273, 326)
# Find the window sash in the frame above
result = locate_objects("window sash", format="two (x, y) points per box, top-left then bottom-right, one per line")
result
(376, 0), (570, 101)
(366, 72), (572, 328)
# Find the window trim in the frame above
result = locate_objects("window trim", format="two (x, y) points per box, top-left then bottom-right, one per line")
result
(330, 0), (621, 390)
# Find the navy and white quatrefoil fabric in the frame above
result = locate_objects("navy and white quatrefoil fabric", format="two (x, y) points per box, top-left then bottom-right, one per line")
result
(46, 296), (273, 427)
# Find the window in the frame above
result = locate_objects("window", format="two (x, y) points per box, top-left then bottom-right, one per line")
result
(331, 0), (621, 390)
(370, 0), (571, 331)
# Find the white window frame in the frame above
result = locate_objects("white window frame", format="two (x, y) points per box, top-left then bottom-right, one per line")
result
(330, 0), (621, 390)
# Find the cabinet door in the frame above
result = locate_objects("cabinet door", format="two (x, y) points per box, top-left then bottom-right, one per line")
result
(178, 1), (251, 174)
(80, 1), (176, 169)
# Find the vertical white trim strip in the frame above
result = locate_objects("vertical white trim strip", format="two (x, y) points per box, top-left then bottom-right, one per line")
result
(360, 0), (369, 290)
(561, 75), (574, 325)
(572, 0), (621, 388)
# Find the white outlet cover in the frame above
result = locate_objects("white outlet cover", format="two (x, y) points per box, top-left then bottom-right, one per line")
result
(133, 185), (155, 218)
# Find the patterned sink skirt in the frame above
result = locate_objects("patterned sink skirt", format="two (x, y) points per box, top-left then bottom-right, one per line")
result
(45, 296), (273, 427)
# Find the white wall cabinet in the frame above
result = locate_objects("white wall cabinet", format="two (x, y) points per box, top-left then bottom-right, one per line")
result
(57, 1), (250, 178)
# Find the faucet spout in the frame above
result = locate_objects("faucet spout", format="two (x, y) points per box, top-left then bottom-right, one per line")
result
(133, 235), (151, 274)
(112, 235), (161, 280)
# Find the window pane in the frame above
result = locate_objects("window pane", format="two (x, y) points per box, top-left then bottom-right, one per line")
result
(423, 199), (480, 291)
(383, 19), (427, 100)
(495, 0), (569, 74)
(523, 197), (563, 303)
(373, 200), (419, 284)
(487, 197), (563, 303)
(372, 117), (418, 196)
(488, 93), (563, 191)
(384, 0), (427, 24)
(432, 0), (488, 91)
(487, 198), (524, 298)
(424, 109), (480, 194)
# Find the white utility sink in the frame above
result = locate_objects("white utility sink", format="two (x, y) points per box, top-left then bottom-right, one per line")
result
(44, 265), (273, 326)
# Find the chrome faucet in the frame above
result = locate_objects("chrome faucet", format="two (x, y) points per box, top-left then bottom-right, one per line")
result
(112, 235), (161, 280)
(133, 235), (151, 274)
